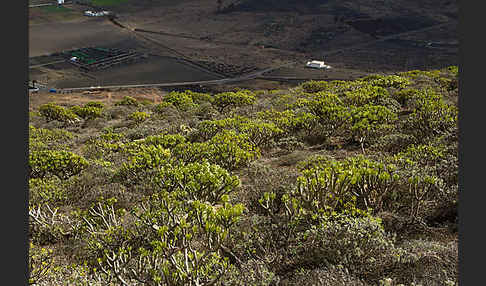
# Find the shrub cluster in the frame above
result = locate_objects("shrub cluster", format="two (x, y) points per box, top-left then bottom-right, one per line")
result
(27, 67), (458, 285)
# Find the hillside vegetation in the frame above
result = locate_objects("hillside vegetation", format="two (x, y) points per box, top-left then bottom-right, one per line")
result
(28, 67), (458, 285)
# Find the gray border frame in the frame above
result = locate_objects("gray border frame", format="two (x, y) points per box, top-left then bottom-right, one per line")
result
(6, 0), (29, 283)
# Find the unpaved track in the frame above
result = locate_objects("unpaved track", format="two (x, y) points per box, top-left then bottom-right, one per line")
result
(29, 60), (66, 69)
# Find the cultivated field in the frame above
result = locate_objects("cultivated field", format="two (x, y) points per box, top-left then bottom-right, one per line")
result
(29, 3), (224, 89)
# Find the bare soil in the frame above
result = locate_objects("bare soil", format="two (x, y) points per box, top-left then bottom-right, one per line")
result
(29, 88), (166, 110)
(29, 17), (133, 57)
(29, 0), (458, 90)
(53, 55), (221, 88)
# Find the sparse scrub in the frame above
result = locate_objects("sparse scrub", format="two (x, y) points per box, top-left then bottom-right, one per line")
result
(27, 67), (458, 285)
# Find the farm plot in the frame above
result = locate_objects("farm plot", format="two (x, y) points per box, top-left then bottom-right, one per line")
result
(51, 55), (223, 88)
(62, 47), (147, 72)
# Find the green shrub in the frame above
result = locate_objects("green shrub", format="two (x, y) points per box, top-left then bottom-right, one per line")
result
(256, 109), (297, 132)
(446, 65), (459, 77)
(349, 104), (398, 150)
(153, 101), (174, 114)
(29, 125), (74, 152)
(80, 189), (244, 285)
(29, 150), (89, 180)
(286, 156), (399, 219)
(396, 143), (447, 168)
(213, 90), (256, 113)
(81, 129), (127, 160)
(297, 92), (349, 137)
(29, 177), (68, 206)
(399, 69), (442, 80)
(300, 80), (329, 93)
(207, 130), (261, 170)
(361, 74), (411, 89)
(172, 141), (212, 164)
(196, 116), (250, 141)
(239, 120), (284, 148)
(393, 88), (422, 106)
(196, 117), (283, 148)
(141, 133), (187, 148)
(435, 76), (458, 91)
(345, 156), (400, 212)
(113, 145), (172, 187)
(39, 103), (80, 124)
(114, 96), (139, 107)
(405, 90), (457, 140)
(172, 130), (260, 170)
(186, 90), (214, 104)
(70, 105), (103, 120)
(343, 85), (389, 106)
(151, 161), (241, 202)
(163, 91), (197, 111)
(84, 101), (105, 108)
(29, 243), (55, 285)
(129, 111), (150, 124)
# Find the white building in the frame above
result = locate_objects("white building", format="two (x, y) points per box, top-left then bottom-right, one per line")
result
(84, 10), (110, 17)
(306, 60), (331, 69)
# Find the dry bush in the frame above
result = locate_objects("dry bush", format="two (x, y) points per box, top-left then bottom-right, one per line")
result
(106, 105), (130, 120)
(273, 150), (310, 167)
(389, 239), (458, 286)
(282, 265), (367, 286)
(222, 259), (279, 286)
(237, 162), (299, 213)
(81, 117), (107, 130)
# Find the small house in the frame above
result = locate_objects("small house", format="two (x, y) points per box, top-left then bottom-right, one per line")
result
(306, 60), (326, 69)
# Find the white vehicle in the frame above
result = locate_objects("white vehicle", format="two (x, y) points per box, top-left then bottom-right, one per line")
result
(29, 87), (39, 93)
